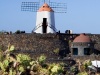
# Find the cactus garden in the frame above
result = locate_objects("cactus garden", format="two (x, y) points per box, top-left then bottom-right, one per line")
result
(0, 45), (99, 75)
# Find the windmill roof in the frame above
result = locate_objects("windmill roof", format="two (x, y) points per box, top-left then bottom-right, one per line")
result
(38, 3), (54, 12)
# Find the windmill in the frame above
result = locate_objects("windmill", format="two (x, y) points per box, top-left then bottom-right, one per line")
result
(21, 0), (67, 33)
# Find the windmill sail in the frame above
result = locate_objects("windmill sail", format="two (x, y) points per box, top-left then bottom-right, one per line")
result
(21, 2), (40, 12)
(21, 1), (67, 13)
(49, 2), (67, 13)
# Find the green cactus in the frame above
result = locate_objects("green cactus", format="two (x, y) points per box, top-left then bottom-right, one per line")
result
(9, 45), (15, 51)
(19, 66), (25, 72)
(38, 55), (46, 64)
(0, 45), (71, 75)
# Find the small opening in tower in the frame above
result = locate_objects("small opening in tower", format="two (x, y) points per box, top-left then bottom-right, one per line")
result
(42, 18), (47, 33)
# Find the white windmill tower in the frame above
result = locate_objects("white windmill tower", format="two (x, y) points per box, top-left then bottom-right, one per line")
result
(21, 0), (67, 34)
(35, 3), (55, 33)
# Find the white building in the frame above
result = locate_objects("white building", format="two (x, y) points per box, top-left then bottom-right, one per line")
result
(34, 3), (56, 33)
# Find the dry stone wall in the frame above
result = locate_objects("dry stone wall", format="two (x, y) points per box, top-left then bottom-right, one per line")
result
(0, 33), (70, 59)
(0, 33), (100, 59)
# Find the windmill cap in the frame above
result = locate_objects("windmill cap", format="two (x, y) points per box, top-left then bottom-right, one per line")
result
(38, 3), (54, 12)
(73, 33), (91, 42)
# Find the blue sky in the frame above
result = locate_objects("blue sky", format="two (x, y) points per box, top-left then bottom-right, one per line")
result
(0, 0), (100, 34)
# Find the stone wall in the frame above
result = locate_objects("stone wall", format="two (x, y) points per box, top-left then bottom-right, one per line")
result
(72, 55), (100, 62)
(0, 33), (70, 59)
(88, 34), (100, 51)
(0, 33), (100, 59)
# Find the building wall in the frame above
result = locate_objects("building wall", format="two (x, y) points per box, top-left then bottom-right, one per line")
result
(35, 11), (55, 33)
(71, 42), (94, 56)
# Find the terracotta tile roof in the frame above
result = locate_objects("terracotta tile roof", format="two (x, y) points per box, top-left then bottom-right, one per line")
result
(38, 3), (54, 12)
(73, 33), (91, 42)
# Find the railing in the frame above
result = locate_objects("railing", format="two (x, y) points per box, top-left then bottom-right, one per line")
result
(48, 22), (57, 32)
(32, 22), (57, 32)
(33, 22), (43, 32)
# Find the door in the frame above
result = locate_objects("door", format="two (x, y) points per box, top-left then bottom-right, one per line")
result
(42, 18), (47, 33)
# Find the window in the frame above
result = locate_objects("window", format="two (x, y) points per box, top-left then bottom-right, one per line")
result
(73, 48), (78, 55)
(84, 48), (90, 55)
